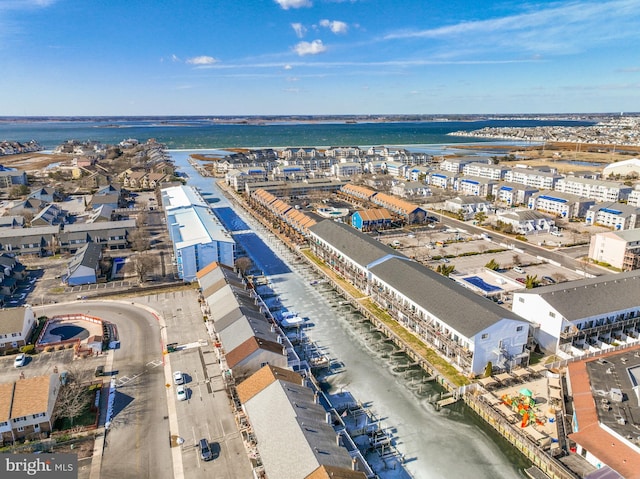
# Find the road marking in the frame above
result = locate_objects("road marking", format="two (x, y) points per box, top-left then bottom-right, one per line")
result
(146, 359), (163, 368)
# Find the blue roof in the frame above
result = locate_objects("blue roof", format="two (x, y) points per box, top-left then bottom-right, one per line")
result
(433, 173), (447, 179)
(462, 179), (479, 185)
(539, 195), (567, 203)
(500, 186), (513, 191)
(601, 208), (622, 215)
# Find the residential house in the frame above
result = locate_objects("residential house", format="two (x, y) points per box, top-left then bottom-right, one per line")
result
(427, 170), (457, 190)
(58, 220), (136, 253)
(496, 210), (555, 235)
(0, 374), (61, 442)
(64, 243), (103, 286)
(31, 204), (66, 226)
(350, 208), (392, 232)
(390, 181), (431, 198)
(0, 216), (24, 229)
(585, 203), (640, 230)
(0, 306), (36, 353)
(225, 167), (268, 192)
(0, 226), (59, 256)
(588, 228), (640, 271)
(0, 170), (28, 189)
(28, 187), (65, 203)
(444, 196), (492, 220)
(339, 184), (376, 203)
(370, 193), (427, 224)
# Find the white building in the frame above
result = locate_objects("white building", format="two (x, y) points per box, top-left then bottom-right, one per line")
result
(588, 228), (640, 271)
(455, 177), (496, 197)
(445, 196), (493, 220)
(0, 306), (36, 353)
(628, 188), (640, 207)
(512, 270), (640, 355)
(331, 161), (362, 178)
(495, 182), (539, 206)
(496, 210), (555, 235)
(504, 167), (562, 189)
(602, 158), (640, 178)
(528, 191), (595, 218)
(439, 156), (475, 173)
(585, 203), (640, 230)
(161, 185), (235, 282)
(555, 176), (632, 202)
(427, 171), (457, 189)
(462, 162), (507, 180)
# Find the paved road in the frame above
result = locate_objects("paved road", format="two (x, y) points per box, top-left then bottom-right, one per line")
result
(42, 301), (172, 479)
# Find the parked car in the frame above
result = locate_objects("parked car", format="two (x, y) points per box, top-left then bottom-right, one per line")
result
(513, 266), (525, 274)
(199, 438), (213, 461)
(441, 258), (450, 263)
(173, 371), (184, 385)
(176, 385), (187, 401)
(542, 276), (556, 284)
(14, 353), (26, 367)
(94, 365), (105, 377)
(516, 277), (526, 284)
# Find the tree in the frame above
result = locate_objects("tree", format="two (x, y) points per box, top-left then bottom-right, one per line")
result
(130, 230), (150, 252)
(53, 366), (92, 427)
(511, 254), (521, 267)
(474, 211), (487, 224)
(133, 252), (158, 283)
(525, 275), (539, 289)
(485, 259), (500, 271)
(9, 184), (30, 199)
(234, 257), (253, 276)
(436, 264), (455, 277)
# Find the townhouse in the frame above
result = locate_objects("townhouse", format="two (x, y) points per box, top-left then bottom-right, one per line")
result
(307, 220), (531, 376)
(444, 196), (492, 220)
(0, 306), (36, 353)
(512, 270), (640, 356)
(496, 210), (555, 235)
(350, 208), (392, 232)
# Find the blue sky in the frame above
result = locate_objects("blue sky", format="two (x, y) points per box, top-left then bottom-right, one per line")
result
(1, 0), (639, 116)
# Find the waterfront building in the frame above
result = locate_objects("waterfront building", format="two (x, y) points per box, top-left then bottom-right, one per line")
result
(325, 146), (362, 159)
(454, 176), (496, 197)
(406, 165), (431, 182)
(495, 182), (539, 206)
(554, 176), (632, 203)
(585, 203), (640, 230)
(384, 160), (407, 177)
(362, 159), (386, 174)
(307, 220), (531, 376)
(512, 270), (640, 355)
(444, 196), (492, 220)
(496, 210), (555, 235)
(462, 162), (508, 180)
(0, 169), (28, 189)
(331, 161), (362, 178)
(58, 219), (136, 253)
(236, 366), (368, 479)
(527, 191), (595, 218)
(504, 167), (562, 189)
(161, 185), (235, 282)
(588, 228), (640, 271)
(244, 179), (346, 197)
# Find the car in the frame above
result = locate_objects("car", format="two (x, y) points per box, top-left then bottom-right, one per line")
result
(441, 258), (450, 263)
(173, 371), (184, 385)
(542, 276), (556, 284)
(176, 385), (187, 401)
(199, 438), (213, 461)
(513, 266), (525, 274)
(551, 230), (563, 237)
(94, 365), (105, 377)
(516, 277), (526, 284)
(14, 353), (26, 367)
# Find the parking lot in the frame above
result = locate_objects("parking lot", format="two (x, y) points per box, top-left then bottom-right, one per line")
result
(0, 348), (106, 383)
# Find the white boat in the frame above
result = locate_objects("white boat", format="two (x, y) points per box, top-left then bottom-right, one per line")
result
(280, 311), (304, 328)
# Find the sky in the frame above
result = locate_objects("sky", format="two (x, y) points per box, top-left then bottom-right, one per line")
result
(1, 0), (639, 116)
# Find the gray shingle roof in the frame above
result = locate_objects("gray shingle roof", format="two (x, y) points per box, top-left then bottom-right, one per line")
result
(370, 257), (524, 337)
(516, 270), (640, 321)
(308, 220), (402, 268)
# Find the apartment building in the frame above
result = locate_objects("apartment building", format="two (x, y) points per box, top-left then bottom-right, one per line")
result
(588, 228), (640, 271)
(555, 176), (632, 202)
(528, 191), (595, 218)
(504, 167), (562, 189)
(585, 203), (640, 230)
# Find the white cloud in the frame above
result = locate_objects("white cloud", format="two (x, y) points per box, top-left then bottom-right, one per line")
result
(294, 40), (327, 56)
(291, 23), (307, 38)
(275, 0), (312, 9)
(383, 0), (640, 56)
(319, 19), (348, 34)
(171, 54), (181, 62)
(186, 56), (218, 66)
(284, 64), (293, 70)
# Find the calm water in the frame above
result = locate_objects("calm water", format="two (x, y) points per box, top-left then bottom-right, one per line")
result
(0, 118), (593, 150)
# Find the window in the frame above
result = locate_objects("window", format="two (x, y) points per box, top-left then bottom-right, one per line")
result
(17, 426), (24, 432)
(516, 326), (523, 332)
(549, 312), (556, 318)
(0, 421), (7, 427)
(481, 333), (489, 340)
(518, 297), (524, 303)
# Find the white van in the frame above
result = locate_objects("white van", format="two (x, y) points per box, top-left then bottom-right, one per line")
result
(513, 266), (525, 274)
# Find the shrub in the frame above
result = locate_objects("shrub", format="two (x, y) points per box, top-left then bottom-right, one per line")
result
(56, 345), (66, 351)
(44, 346), (55, 353)
(20, 344), (36, 355)
(515, 235), (527, 242)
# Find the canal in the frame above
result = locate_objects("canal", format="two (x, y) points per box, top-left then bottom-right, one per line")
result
(170, 150), (530, 479)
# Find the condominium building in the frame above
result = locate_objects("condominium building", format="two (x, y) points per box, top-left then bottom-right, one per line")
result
(555, 176), (632, 202)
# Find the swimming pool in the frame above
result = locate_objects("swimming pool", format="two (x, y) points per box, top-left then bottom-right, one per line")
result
(463, 276), (503, 293)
